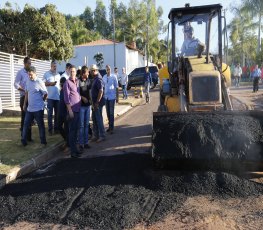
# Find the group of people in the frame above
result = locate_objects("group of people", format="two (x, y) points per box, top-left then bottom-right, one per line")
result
(232, 63), (262, 92)
(14, 56), (129, 158)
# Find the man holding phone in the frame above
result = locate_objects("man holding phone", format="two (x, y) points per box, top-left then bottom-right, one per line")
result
(43, 60), (61, 135)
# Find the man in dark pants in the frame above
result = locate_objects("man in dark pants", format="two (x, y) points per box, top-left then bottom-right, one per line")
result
(63, 65), (81, 158)
(14, 56), (32, 141)
(43, 61), (61, 135)
(21, 66), (48, 147)
(58, 77), (69, 148)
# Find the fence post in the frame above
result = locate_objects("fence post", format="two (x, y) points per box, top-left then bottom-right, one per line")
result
(10, 54), (16, 108)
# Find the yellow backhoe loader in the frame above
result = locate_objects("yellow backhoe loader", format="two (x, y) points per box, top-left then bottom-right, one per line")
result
(152, 4), (263, 170)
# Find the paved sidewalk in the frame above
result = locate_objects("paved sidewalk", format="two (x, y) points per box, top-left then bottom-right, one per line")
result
(0, 90), (144, 189)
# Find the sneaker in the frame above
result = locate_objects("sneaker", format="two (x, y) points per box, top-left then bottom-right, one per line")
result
(84, 144), (91, 149)
(96, 137), (105, 143)
(106, 128), (110, 132)
(79, 145), (85, 152)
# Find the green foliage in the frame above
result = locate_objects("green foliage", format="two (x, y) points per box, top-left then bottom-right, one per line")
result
(0, 3), (73, 60)
(93, 52), (104, 69)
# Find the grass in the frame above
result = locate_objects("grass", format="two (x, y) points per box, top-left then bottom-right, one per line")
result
(0, 116), (63, 175)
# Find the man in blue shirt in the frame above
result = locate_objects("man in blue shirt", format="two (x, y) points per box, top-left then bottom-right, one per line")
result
(21, 66), (47, 147)
(14, 56), (32, 141)
(102, 65), (118, 134)
(251, 64), (261, 92)
(90, 64), (106, 142)
(143, 66), (152, 103)
(43, 61), (61, 135)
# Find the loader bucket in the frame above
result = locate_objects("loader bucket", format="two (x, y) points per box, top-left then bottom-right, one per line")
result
(152, 111), (263, 171)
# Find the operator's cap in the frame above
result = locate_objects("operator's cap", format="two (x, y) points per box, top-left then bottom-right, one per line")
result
(28, 66), (36, 73)
(90, 64), (99, 71)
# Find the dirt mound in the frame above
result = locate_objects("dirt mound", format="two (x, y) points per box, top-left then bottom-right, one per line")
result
(0, 154), (262, 229)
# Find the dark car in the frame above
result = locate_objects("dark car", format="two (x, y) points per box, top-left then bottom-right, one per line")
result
(127, 66), (159, 90)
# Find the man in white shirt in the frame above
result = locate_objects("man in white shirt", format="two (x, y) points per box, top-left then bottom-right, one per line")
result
(102, 65), (118, 134)
(43, 61), (61, 135)
(234, 63), (242, 87)
(120, 67), (128, 99)
(61, 63), (71, 79)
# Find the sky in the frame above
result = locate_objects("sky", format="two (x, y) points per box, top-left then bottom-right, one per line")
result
(3, 0), (241, 26)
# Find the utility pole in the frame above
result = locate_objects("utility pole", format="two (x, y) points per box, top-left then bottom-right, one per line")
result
(113, 8), (116, 67)
(147, 2), (150, 66)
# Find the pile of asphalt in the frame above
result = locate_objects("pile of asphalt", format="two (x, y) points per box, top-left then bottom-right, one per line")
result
(0, 154), (262, 229)
(153, 111), (263, 164)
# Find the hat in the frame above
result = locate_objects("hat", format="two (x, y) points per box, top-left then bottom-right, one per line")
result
(90, 64), (98, 70)
(28, 66), (36, 73)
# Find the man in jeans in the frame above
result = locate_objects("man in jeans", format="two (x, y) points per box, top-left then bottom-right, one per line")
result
(79, 66), (92, 151)
(102, 65), (118, 134)
(90, 64), (106, 143)
(143, 66), (152, 103)
(21, 66), (47, 147)
(14, 56), (32, 141)
(63, 65), (81, 158)
(251, 64), (261, 92)
(43, 61), (61, 135)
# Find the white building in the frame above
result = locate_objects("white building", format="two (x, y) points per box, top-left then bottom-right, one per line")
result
(57, 39), (146, 74)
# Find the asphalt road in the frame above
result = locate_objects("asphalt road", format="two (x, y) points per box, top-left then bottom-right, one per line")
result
(0, 88), (263, 230)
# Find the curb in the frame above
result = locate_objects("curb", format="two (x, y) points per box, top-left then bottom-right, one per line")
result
(0, 141), (65, 190)
(0, 98), (143, 189)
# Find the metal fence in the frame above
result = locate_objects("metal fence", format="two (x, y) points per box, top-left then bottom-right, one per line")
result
(0, 51), (50, 108)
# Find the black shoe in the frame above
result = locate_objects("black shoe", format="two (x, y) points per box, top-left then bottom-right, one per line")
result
(54, 130), (59, 134)
(71, 154), (80, 158)
(27, 138), (34, 142)
(79, 145), (85, 151)
(21, 140), (27, 146)
(48, 131), (53, 136)
(84, 144), (91, 149)
(106, 128), (110, 132)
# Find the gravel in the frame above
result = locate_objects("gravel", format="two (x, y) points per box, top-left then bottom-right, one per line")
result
(0, 153), (263, 229)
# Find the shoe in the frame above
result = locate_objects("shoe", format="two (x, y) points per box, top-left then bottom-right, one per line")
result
(79, 145), (85, 151)
(91, 137), (98, 142)
(40, 143), (47, 148)
(106, 128), (110, 132)
(71, 154), (80, 158)
(110, 130), (114, 134)
(21, 140), (27, 146)
(96, 137), (105, 143)
(84, 144), (91, 149)
(54, 130), (59, 134)
(27, 138), (34, 142)
(48, 131), (53, 136)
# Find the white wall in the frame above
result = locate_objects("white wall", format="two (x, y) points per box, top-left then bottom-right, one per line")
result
(57, 42), (145, 75)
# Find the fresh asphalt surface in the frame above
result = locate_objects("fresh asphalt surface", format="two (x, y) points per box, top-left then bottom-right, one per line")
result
(0, 88), (263, 229)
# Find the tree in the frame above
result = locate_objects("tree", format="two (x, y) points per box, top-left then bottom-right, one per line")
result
(79, 6), (94, 31)
(94, 0), (111, 38)
(0, 3), (73, 60)
(93, 52), (104, 69)
(242, 0), (263, 54)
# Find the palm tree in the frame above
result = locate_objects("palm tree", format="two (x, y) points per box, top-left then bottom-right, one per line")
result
(228, 5), (256, 65)
(242, 0), (263, 53)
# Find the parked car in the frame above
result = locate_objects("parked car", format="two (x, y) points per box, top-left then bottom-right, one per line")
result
(127, 66), (159, 90)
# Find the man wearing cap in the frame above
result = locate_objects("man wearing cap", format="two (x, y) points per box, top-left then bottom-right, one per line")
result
(43, 61), (61, 135)
(14, 56), (32, 141)
(90, 64), (106, 142)
(63, 65), (82, 158)
(181, 25), (205, 56)
(21, 66), (48, 147)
